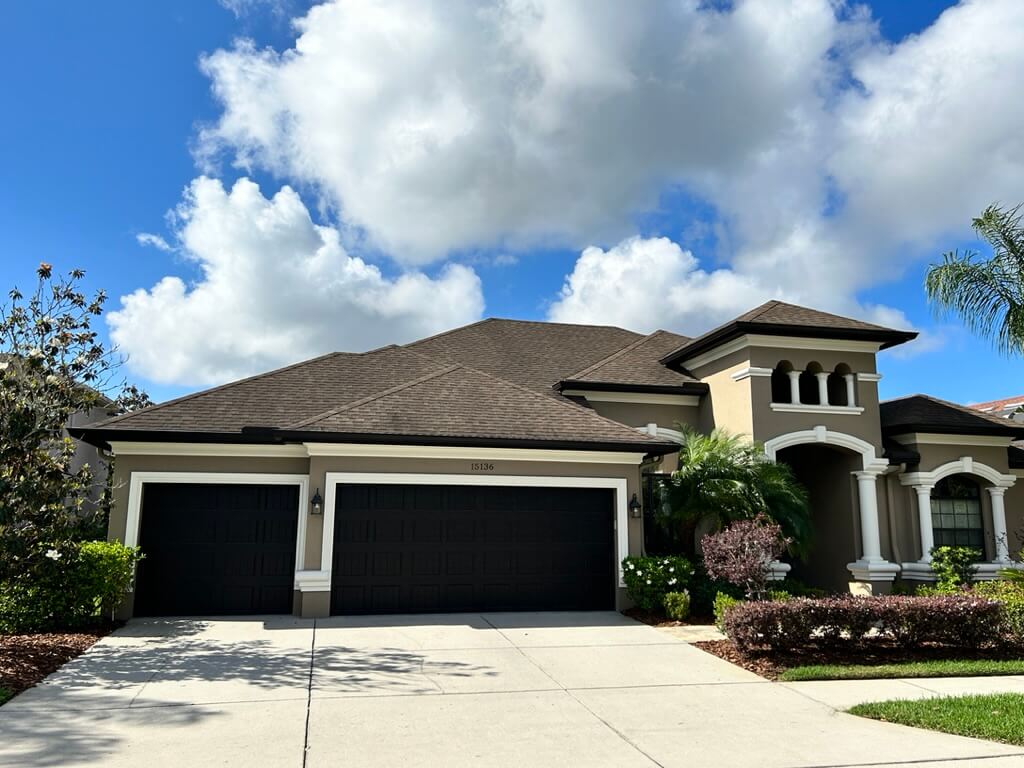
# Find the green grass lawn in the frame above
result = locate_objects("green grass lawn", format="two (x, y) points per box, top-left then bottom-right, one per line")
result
(849, 694), (1024, 746)
(780, 659), (1024, 682)
(0, 687), (11, 706)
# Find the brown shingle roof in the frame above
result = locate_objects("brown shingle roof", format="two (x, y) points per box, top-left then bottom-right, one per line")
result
(880, 394), (1024, 438)
(406, 318), (643, 393)
(560, 330), (697, 389)
(661, 300), (918, 366)
(290, 364), (673, 448)
(88, 346), (450, 433)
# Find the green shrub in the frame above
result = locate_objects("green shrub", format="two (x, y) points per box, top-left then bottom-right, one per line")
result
(622, 555), (693, 611)
(0, 540), (142, 633)
(663, 591), (691, 620)
(975, 579), (1024, 644)
(930, 546), (981, 591)
(713, 592), (742, 630)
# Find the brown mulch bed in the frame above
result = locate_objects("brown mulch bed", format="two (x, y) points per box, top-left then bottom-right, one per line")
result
(622, 607), (715, 628)
(694, 638), (1024, 681)
(0, 627), (112, 700)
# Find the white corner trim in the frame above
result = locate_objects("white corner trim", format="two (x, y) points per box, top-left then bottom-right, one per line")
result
(730, 366), (773, 381)
(769, 403), (865, 415)
(123, 471), (311, 588)
(856, 372), (883, 382)
(294, 570), (331, 592)
(109, 441), (308, 458)
(682, 334), (884, 371)
(889, 433), (1013, 448)
(322, 472), (631, 587)
(900, 456), (1016, 489)
(560, 390), (701, 407)
(1013, 469), (1024, 478)
(763, 426), (888, 472)
(302, 443), (650, 465)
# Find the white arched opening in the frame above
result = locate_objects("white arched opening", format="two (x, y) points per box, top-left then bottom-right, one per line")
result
(764, 425), (897, 583)
(900, 457), (1018, 579)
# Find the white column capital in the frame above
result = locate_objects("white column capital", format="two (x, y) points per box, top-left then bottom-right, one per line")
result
(987, 486), (1008, 498)
(853, 469), (885, 480)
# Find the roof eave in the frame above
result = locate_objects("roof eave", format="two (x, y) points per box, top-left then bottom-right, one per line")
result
(661, 322), (919, 368)
(555, 380), (709, 396)
(73, 427), (680, 457)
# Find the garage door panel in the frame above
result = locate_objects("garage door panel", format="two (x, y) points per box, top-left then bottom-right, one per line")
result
(331, 483), (614, 615)
(134, 483), (298, 617)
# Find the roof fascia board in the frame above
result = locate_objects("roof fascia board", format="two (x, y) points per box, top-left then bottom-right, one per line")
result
(888, 433), (1014, 448)
(681, 334), (884, 371)
(559, 389), (701, 407)
(304, 443), (650, 464)
(108, 441), (309, 458)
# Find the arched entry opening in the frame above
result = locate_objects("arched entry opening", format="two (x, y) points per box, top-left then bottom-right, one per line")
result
(764, 426), (896, 589)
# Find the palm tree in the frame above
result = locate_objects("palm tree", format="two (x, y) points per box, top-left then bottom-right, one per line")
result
(654, 427), (812, 558)
(926, 204), (1024, 355)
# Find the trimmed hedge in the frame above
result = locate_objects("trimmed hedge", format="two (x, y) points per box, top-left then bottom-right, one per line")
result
(722, 594), (1004, 655)
(975, 579), (1024, 644)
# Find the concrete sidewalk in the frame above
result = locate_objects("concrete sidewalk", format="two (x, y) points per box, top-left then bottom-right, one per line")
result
(0, 613), (1022, 767)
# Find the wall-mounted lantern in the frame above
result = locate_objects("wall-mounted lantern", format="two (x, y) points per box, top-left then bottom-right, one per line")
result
(310, 488), (323, 515)
(629, 493), (642, 519)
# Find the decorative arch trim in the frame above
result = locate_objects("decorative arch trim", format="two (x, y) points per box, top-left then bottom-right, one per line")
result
(900, 456), (1016, 489)
(763, 425), (888, 472)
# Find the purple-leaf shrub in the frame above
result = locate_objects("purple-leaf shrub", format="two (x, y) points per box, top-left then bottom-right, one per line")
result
(722, 594), (1004, 655)
(701, 515), (790, 600)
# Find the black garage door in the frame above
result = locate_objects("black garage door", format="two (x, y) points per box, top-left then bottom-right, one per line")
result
(134, 483), (299, 616)
(331, 484), (615, 614)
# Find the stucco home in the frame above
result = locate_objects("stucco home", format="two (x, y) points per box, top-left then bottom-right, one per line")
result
(74, 300), (1024, 619)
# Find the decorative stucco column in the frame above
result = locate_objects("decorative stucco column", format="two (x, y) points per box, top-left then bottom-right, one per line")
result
(843, 374), (856, 407)
(988, 487), (1011, 563)
(914, 485), (936, 562)
(787, 370), (801, 404)
(847, 469), (900, 583)
(815, 372), (830, 406)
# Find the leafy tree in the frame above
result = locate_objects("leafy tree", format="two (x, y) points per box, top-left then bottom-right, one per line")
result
(657, 427), (812, 558)
(926, 204), (1024, 354)
(0, 263), (149, 587)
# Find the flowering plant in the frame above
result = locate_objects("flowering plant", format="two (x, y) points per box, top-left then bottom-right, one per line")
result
(621, 555), (693, 611)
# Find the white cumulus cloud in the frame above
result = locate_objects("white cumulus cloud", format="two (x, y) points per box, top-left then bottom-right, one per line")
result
(135, 232), (174, 252)
(109, 177), (483, 386)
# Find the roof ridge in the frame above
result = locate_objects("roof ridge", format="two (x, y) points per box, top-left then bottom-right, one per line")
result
(287, 364), (462, 429)
(744, 300), (781, 322)
(402, 318), (495, 349)
(92, 350), (349, 428)
(563, 331), (665, 381)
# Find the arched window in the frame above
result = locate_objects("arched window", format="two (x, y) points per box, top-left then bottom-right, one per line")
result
(827, 363), (852, 406)
(931, 475), (984, 550)
(799, 361), (822, 405)
(771, 360), (794, 403)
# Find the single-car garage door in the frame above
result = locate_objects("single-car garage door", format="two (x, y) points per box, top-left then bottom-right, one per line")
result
(331, 484), (615, 614)
(134, 483), (299, 616)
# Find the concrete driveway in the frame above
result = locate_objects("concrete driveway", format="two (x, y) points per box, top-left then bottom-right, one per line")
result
(1, 612), (1023, 768)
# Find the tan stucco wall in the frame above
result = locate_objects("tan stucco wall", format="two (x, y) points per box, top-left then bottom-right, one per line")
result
(1005, 480), (1024, 559)
(688, 349), (754, 438)
(587, 401), (699, 433)
(747, 348), (883, 449)
(108, 451), (643, 617)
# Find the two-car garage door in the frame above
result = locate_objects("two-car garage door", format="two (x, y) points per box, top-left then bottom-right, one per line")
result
(132, 480), (615, 616)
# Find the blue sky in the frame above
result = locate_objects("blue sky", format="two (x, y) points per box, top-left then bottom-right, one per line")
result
(3, 0), (1023, 405)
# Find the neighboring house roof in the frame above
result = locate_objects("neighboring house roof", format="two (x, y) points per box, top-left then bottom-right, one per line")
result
(880, 394), (1024, 438)
(558, 330), (704, 393)
(661, 300), (918, 367)
(969, 394), (1024, 416)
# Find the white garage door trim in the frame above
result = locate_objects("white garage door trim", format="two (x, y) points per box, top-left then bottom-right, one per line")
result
(124, 471), (310, 585)
(322, 472), (630, 588)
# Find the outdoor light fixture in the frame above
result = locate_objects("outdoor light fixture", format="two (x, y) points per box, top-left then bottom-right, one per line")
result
(310, 488), (323, 515)
(629, 493), (642, 519)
